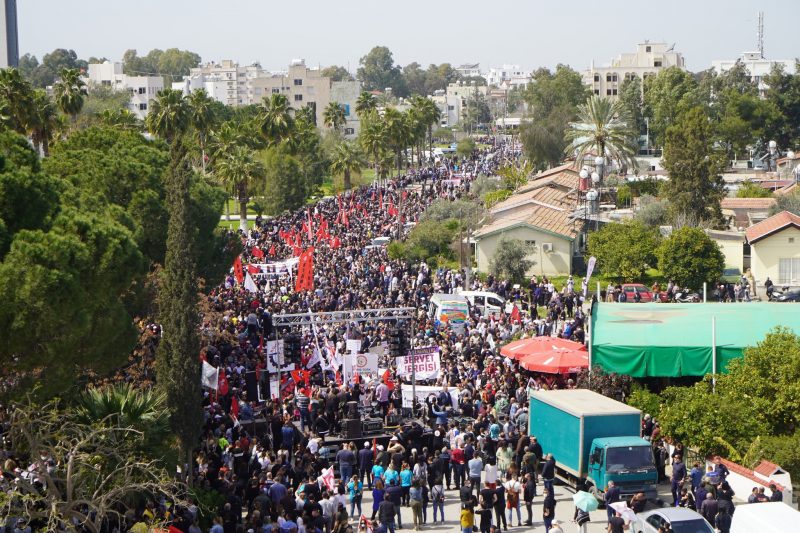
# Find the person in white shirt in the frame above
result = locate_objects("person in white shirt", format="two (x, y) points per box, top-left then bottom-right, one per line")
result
(484, 458), (498, 488)
(504, 474), (522, 527)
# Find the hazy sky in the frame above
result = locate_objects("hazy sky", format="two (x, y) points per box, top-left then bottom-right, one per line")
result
(18, 0), (800, 74)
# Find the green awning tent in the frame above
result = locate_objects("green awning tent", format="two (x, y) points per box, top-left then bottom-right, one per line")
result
(590, 302), (800, 378)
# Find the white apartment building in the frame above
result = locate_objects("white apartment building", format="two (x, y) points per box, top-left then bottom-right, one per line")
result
(583, 42), (686, 98)
(86, 61), (164, 119)
(486, 65), (530, 88)
(712, 52), (795, 97)
(173, 60), (262, 106)
(431, 81), (489, 127)
(456, 63), (481, 78)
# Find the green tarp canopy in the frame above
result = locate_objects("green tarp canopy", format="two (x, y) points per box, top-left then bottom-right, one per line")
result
(590, 302), (800, 378)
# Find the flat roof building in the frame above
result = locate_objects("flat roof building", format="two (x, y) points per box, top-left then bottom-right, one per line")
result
(583, 42), (686, 98)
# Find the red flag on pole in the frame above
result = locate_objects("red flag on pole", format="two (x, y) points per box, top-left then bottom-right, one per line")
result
(382, 368), (395, 391)
(233, 256), (244, 284)
(307, 208), (314, 240)
(268, 243), (276, 256)
(231, 395), (240, 420)
(247, 264), (260, 275)
(218, 368), (229, 396)
(252, 246), (265, 258)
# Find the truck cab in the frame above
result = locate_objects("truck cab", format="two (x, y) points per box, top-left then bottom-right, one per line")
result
(587, 436), (658, 500)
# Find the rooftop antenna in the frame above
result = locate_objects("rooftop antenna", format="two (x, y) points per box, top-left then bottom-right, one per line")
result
(757, 11), (765, 59)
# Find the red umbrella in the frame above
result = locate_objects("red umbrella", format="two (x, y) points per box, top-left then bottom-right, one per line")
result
(518, 349), (590, 374)
(500, 337), (586, 360)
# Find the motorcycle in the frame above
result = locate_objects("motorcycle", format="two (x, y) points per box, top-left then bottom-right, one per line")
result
(673, 290), (701, 303)
(768, 286), (790, 301)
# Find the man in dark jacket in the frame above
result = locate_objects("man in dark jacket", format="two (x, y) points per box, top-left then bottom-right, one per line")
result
(604, 480), (621, 523)
(378, 499), (397, 533)
(358, 442), (374, 489)
(522, 473), (536, 526)
(700, 494), (718, 524)
(385, 479), (404, 528)
(671, 455), (687, 506)
(541, 454), (556, 494)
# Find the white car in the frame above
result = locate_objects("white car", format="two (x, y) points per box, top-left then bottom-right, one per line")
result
(633, 507), (714, 533)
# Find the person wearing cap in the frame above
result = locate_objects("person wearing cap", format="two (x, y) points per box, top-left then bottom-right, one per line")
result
(359, 441), (375, 490)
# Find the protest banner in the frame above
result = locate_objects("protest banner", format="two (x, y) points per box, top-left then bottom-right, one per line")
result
(396, 346), (441, 380)
(401, 385), (459, 409)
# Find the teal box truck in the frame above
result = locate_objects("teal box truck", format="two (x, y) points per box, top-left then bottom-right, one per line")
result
(529, 389), (658, 500)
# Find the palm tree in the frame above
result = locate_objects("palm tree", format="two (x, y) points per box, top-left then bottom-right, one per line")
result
(410, 95), (441, 162)
(323, 102), (347, 133)
(296, 104), (316, 126)
(359, 113), (389, 181)
(259, 94), (294, 147)
(0, 68), (34, 135)
(98, 108), (141, 131)
(29, 89), (60, 156)
(383, 108), (412, 174)
(187, 88), (215, 172)
(565, 95), (639, 174)
(145, 88), (190, 144)
(330, 141), (365, 190)
(52, 67), (87, 122)
(355, 91), (377, 118)
(215, 145), (265, 231)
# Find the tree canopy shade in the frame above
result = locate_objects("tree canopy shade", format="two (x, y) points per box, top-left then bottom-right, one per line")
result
(657, 226), (724, 290)
(642, 66), (699, 148)
(587, 220), (660, 281)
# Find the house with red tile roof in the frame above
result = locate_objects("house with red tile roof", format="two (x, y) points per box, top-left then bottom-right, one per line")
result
(746, 211), (800, 287)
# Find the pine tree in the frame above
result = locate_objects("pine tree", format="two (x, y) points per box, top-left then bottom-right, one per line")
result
(156, 139), (203, 483)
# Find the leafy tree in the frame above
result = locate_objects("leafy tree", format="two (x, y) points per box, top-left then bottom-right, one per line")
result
(52, 67), (87, 121)
(17, 48), (88, 88)
(763, 62), (800, 149)
(462, 91), (491, 132)
(634, 195), (670, 227)
(770, 190), (800, 216)
(736, 180), (773, 198)
(496, 161), (532, 191)
(258, 146), (306, 214)
(321, 65), (353, 82)
(575, 365), (633, 403)
(626, 383), (663, 420)
(643, 66), (699, 147)
(424, 63), (459, 94)
(323, 101), (347, 133)
(357, 46), (407, 96)
(617, 76), (645, 136)
(422, 198), (485, 228)
(587, 220), (659, 281)
(1, 397), (183, 531)
(715, 88), (779, 158)
(403, 62), (428, 96)
(662, 107), (727, 225)
(388, 219), (459, 264)
(657, 226), (724, 289)
(329, 140), (364, 190)
(565, 95), (638, 173)
(123, 48), (201, 85)
(489, 237), (533, 283)
(520, 65), (588, 169)
(77, 85), (132, 127)
(457, 137), (476, 157)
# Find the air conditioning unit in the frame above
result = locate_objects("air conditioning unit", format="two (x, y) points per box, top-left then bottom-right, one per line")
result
(542, 243), (553, 253)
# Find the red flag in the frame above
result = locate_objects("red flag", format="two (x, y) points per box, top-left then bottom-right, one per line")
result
(218, 368), (229, 396)
(291, 369), (303, 385)
(268, 243), (276, 256)
(252, 246), (265, 258)
(379, 191), (384, 210)
(335, 371), (343, 385)
(331, 236), (341, 249)
(307, 208), (314, 240)
(294, 247), (315, 292)
(231, 396), (240, 420)
(382, 368), (395, 391)
(247, 264), (260, 275)
(511, 305), (521, 323)
(233, 256), (244, 284)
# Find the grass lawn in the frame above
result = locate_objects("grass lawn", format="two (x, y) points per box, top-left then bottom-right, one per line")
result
(217, 218), (256, 231)
(548, 268), (667, 292)
(224, 198), (258, 216)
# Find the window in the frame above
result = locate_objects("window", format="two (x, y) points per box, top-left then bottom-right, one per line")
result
(294, 79), (303, 86)
(779, 258), (800, 284)
(654, 60), (662, 67)
(646, 45), (652, 52)
(272, 88), (280, 94)
(607, 89), (612, 96)
(139, 103), (147, 111)
(448, 105), (455, 111)
(487, 297), (503, 307)
(525, 240), (536, 247)
(473, 296), (485, 306)
(789, 237), (795, 243)
(138, 87), (146, 94)
(344, 127), (355, 135)
(606, 74), (612, 82)
(101, 80), (111, 86)
(593, 74), (600, 82)
(612, 89), (618, 95)
(594, 89), (600, 95)
(294, 94), (303, 102)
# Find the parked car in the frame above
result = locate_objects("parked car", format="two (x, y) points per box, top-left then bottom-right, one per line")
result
(721, 267), (742, 284)
(620, 283), (654, 302)
(774, 288), (800, 302)
(633, 507), (714, 533)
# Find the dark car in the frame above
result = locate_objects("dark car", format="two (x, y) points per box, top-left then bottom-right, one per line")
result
(775, 288), (800, 302)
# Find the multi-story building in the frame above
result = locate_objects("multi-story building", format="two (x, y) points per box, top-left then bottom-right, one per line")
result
(174, 59), (362, 138)
(711, 52), (795, 97)
(0, 0), (19, 68)
(456, 63), (481, 78)
(486, 65), (530, 88)
(85, 61), (164, 119)
(431, 81), (488, 127)
(583, 42), (686, 98)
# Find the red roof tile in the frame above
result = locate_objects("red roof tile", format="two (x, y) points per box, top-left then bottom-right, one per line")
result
(745, 211), (800, 243)
(719, 459), (785, 491)
(754, 460), (782, 477)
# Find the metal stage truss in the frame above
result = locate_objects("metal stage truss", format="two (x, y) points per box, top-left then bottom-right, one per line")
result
(271, 307), (416, 327)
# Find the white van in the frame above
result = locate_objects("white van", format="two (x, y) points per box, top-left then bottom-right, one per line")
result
(458, 291), (505, 318)
(731, 502), (800, 533)
(428, 293), (470, 333)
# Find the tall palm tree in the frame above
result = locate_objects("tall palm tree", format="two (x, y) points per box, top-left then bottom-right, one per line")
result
(98, 108), (141, 131)
(0, 68), (34, 135)
(145, 88), (190, 144)
(410, 95), (441, 162)
(215, 145), (265, 231)
(259, 94), (294, 147)
(359, 113), (389, 180)
(565, 95), (639, 174)
(187, 88), (215, 173)
(355, 91), (377, 119)
(330, 141), (365, 190)
(52, 67), (87, 122)
(323, 102), (347, 133)
(296, 104), (316, 126)
(383, 108), (412, 174)
(29, 89), (60, 156)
